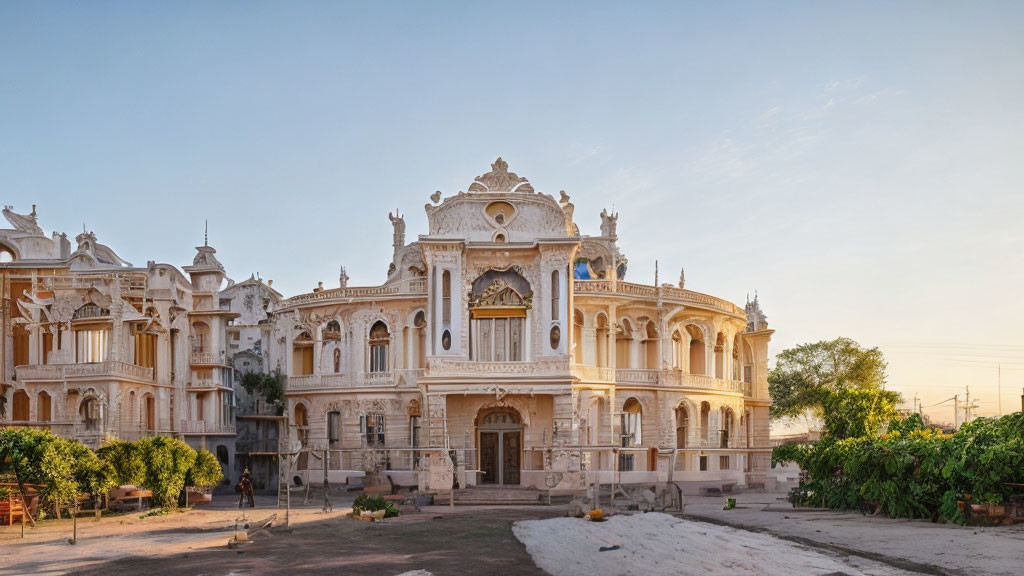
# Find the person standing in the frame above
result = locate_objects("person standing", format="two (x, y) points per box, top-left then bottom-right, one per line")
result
(237, 468), (255, 508)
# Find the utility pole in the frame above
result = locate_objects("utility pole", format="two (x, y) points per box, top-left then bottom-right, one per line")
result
(954, 395), (959, 429)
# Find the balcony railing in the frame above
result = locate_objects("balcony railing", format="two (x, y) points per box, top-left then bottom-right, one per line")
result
(187, 379), (222, 389)
(15, 361), (154, 382)
(573, 280), (745, 316)
(286, 369), (424, 391)
(571, 364), (615, 381)
(361, 371), (395, 386)
(190, 352), (221, 365)
(615, 368), (660, 384)
(180, 420), (235, 435)
(283, 277), (428, 307)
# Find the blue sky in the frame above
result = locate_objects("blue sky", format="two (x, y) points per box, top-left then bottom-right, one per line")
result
(2, 1), (1023, 422)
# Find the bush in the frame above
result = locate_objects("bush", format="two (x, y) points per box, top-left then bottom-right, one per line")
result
(137, 436), (197, 508)
(186, 449), (224, 487)
(352, 494), (399, 518)
(774, 413), (1024, 523)
(97, 440), (147, 486)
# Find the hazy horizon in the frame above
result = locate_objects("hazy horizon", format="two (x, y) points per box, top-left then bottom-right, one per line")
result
(3, 1), (1022, 424)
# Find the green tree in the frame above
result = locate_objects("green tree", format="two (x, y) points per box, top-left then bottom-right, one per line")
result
(241, 371), (285, 406)
(97, 439), (147, 486)
(186, 449), (224, 487)
(138, 436), (197, 508)
(769, 337), (895, 437)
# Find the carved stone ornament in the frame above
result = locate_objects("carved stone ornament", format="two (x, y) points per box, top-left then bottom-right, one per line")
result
(468, 157), (535, 193)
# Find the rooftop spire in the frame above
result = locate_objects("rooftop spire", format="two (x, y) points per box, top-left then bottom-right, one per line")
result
(204, 219), (208, 247)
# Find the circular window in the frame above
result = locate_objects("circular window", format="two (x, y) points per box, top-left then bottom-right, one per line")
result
(442, 329), (452, 351)
(549, 325), (561, 350)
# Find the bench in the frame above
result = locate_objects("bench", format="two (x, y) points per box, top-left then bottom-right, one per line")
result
(0, 495), (25, 525)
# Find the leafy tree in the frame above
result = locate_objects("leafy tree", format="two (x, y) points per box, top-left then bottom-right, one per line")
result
(97, 439), (147, 486)
(821, 387), (901, 439)
(138, 436), (197, 508)
(241, 370), (285, 406)
(769, 337), (895, 437)
(186, 449), (224, 487)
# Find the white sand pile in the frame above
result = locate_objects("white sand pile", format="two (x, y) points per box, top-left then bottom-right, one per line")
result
(513, 513), (900, 576)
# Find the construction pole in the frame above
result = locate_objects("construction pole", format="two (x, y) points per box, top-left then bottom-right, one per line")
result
(997, 364), (1002, 416)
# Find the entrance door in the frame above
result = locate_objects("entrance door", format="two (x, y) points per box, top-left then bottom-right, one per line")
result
(502, 431), (521, 484)
(480, 432), (499, 484)
(476, 407), (523, 485)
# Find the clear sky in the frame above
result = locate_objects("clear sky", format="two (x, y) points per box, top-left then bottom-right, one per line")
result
(2, 1), (1023, 423)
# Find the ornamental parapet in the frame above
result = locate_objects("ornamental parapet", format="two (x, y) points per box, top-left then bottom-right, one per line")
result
(15, 361), (155, 382)
(569, 365), (751, 395)
(427, 357), (569, 377)
(286, 369), (424, 391)
(281, 277), (428, 308)
(572, 280), (745, 316)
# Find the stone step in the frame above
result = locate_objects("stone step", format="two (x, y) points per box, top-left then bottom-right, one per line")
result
(434, 486), (547, 506)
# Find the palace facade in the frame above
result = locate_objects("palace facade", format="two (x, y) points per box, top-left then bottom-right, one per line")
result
(1, 158), (773, 494)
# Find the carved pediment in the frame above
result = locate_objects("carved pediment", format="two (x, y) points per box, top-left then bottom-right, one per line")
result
(468, 157), (535, 193)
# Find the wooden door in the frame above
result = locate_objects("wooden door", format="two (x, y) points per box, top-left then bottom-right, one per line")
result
(480, 432), (499, 484)
(502, 431), (521, 485)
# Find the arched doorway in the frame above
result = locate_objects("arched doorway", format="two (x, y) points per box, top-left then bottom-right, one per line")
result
(476, 407), (522, 485)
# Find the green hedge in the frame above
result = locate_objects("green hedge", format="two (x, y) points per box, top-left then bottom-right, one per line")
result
(1, 428), (224, 514)
(773, 413), (1024, 523)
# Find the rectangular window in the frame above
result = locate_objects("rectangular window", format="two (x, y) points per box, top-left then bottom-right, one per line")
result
(327, 411), (340, 444)
(370, 344), (388, 372)
(442, 270), (451, 325)
(360, 413), (386, 447)
(699, 456), (708, 471)
(409, 415), (421, 448)
(76, 329), (109, 363)
(471, 317), (525, 362)
(618, 453), (635, 472)
(551, 270), (560, 322)
(720, 455), (730, 470)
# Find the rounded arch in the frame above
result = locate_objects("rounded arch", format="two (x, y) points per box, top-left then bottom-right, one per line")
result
(685, 324), (707, 375)
(79, 394), (102, 431)
(0, 240), (20, 262)
(11, 389), (29, 421)
(368, 320), (390, 373)
(37, 390), (52, 422)
(714, 332), (727, 379)
(141, 392), (156, 431)
(595, 313), (609, 368)
(621, 397), (643, 447)
(642, 319), (659, 369)
(674, 401), (690, 448)
(476, 405), (523, 428)
(616, 317), (634, 368)
(721, 405), (736, 448)
(699, 400), (712, 443)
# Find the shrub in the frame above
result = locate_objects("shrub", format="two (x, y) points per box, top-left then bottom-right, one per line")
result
(352, 494), (399, 518)
(97, 439), (147, 486)
(186, 449), (224, 487)
(138, 436), (197, 508)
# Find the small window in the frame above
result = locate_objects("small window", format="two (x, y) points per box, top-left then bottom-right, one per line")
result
(618, 453), (635, 472)
(720, 455), (730, 470)
(442, 271), (451, 325)
(410, 415), (421, 448)
(360, 413), (386, 448)
(328, 411), (340, 444)
(699, 456), (708, 471)
(441, 329), (452, 351)
(549, 325), (561, 350)
(369, 321), (389, 373)
(494, 233), (506, 244)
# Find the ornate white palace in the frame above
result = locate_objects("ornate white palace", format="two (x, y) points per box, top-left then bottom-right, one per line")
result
(1, 158), (773, 494)
(267, 158), (774, 494)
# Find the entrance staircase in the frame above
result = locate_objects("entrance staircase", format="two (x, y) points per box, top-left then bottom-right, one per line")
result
(434, 485), (547, 506)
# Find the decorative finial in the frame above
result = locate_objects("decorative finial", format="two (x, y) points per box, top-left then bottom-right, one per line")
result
(678, 267), (685, 289)
(204, 219), (208, 247)
(430, 190), (442, 203)
(655, 260), (659, 286)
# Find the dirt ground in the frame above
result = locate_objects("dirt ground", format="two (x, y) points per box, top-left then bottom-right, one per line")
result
(0, 494), (560, 576)
(2, 490), (1023, 576)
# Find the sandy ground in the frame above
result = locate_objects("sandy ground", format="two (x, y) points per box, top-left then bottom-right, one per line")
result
(0, 494), (558, 576)
(683, 491), (1024, 576)
(514, 512), (919, 576)
(2, 489), (1022, 576)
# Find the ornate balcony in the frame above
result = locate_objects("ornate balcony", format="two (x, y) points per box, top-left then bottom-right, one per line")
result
(180, 420), (235, 435)
(15, 361), (154, 382)
(572, 280), (745, 316)
(190, 351), (224, 366)
(571, 364), (615, 382)
(615, 368), (660, 384)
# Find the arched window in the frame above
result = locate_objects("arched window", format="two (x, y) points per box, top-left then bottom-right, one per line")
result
(369, 321), (389, 373)
(12, 390), (29, 421)
(573, 309), (584, 364)
(127, 390), (136, 426)
(616, 319), (633, 369)
(675, 404), (689, 448)
(621, 398), (642, 447)
(686, 325), (706, 375)
(414, 311), (427, 369)
(292, 331), (314, 376)
(144, 395), (156, 431)
(743, 341), (754, 384)
(595, 314), (609, 368)
(643, 321), (658, 369)
(550, 270), (560, 322)
(38, 391), (52, 422)
(671, 330), (683, 370)
(333, 348), (341, 373)
(81, 397), (101, 432)
(721, 407), (735, 448)
(441, 270), (451, 325)
(732, 335), (741, 381)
